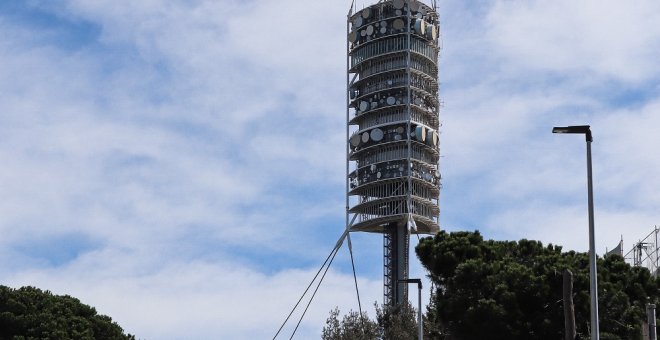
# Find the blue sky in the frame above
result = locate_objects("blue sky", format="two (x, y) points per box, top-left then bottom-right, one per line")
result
(2, 0), (660, 338)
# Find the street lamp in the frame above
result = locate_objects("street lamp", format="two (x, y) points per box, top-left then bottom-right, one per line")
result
(398, 279), (423, 340)
(552, 125), (599, 340)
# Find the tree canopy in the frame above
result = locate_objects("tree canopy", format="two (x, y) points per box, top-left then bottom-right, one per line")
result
(416, 230), (660, 340)
(322, 302), (418, 340)
(0, 285), (135, 340)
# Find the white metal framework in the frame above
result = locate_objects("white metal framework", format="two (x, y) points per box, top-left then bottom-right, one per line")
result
(346, 0), (440, 306)
(620, 226), (660, 276)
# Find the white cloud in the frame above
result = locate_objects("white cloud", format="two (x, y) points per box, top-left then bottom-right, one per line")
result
(486, 0), (660, 83)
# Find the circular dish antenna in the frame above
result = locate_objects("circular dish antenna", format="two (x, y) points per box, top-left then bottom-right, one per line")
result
(432, 25), (438, 40)
(393, 0), (404, 9)
(355, 16), (363, 27)
(362, 7), (372, 19)
(433, 131), (438, 146)
(349, 30), (358, 43)
(366, 25), (374, 35)
(359, 101), (369, 111)
(426, 130), (434, 145)
(350, 134), (361, 147)
(381, 20), (387, 27)
(380, 27), (387, 34)
(371, 128), (384, 142)
(377, 171), (382, 179)
(395, 126), (404, 134)
(387, 96), (396, 105)
(362, 132), (370, 143)
(415, 126), (427, 142)
(414, 19), (426, 35)
(393, 19), (405, 30)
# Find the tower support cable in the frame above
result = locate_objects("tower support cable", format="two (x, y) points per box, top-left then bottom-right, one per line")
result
(273, 228), (359, 339)
(289, 245), (341, 339)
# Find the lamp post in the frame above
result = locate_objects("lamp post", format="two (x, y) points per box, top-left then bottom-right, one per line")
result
(552, 125), (599, 340)
(398, 278), (423, 340)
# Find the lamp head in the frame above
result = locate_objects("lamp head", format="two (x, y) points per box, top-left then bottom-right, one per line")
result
(552, 125), (592, 142)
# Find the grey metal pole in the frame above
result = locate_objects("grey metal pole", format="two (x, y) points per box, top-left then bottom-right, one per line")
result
(586, 137), (600, 340)
(418, 281), (423, 340)
(398, 279), (423, 339)
(648, 304), (657, 340)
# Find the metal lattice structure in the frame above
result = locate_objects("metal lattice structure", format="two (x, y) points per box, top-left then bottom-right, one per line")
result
(346, 0), (440, 306)
(620, 227), (660, 276)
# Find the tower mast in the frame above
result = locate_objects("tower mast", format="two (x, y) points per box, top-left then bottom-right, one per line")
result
(346, 0), (440, 306)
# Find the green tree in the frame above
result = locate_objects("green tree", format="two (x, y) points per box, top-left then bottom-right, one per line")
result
(322, 302), (418, 340)
(322, 307), (379, 340)
(416, 230), (660, 339)
(0, 285), (135, 340)
(376, 302), (418, 340)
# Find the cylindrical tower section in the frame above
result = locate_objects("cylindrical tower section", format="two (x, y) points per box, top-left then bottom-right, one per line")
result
(347, 0), (440, 235)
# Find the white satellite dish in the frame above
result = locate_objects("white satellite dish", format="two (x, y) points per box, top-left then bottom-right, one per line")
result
(414, 19), (426, 35)
(359, 101), (369, 111)
(349, 30), (358, 43)
(362, 132), (370, 143)
(350, 134), (361, 147)
(393, 0), (404, 9)
(366, 25), (374, 35)
(386, 96), (396, 105)
(362, 7), (371, 19)
(426, 129), (434, 145)
(371, 128), (384, 142)
(415, 126), (427, 142)
(393, 19), (404, 30)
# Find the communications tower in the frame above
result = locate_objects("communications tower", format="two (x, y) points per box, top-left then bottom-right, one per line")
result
(346, 0), (440, 306)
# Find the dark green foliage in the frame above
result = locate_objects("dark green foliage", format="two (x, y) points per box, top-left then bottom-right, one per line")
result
(0, 285), (135, 340)
(416, 230), (660, 340)
(376, 302), (418, 340)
